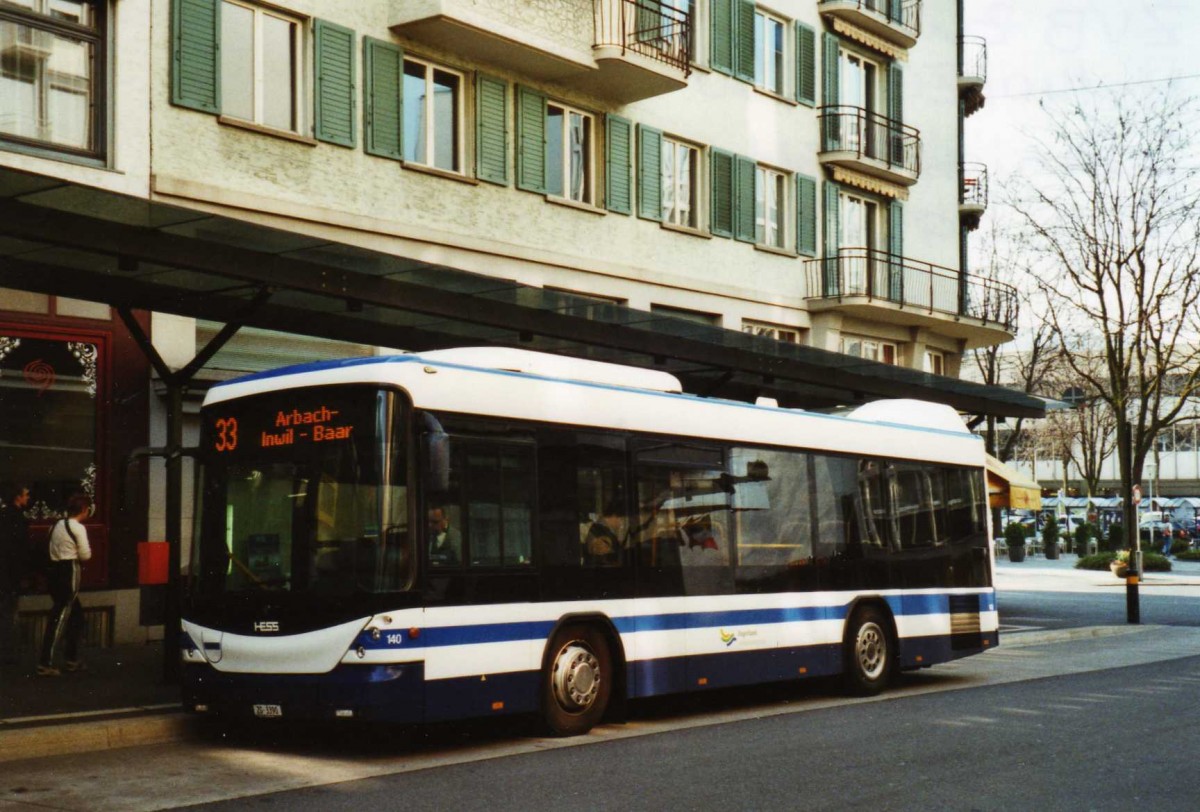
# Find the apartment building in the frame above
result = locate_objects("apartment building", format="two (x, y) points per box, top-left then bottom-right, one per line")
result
(0, 0), (1013, 642)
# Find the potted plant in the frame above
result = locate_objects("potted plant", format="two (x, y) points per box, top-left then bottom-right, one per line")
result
(1106, 524), (1124, 553)
(1043, 515), (1060, 560)
(1005, 521), (1027, 563)
(1074, 522), (1097, 555)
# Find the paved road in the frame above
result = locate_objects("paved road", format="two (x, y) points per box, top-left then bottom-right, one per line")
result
(5, 625), (1200, 811)
(181, 653), (1200, 812)
(995, 558), (1200, 632)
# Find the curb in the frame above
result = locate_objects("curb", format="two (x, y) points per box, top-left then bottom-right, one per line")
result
(999, 624), (1145, 648)
(0, 711), (189, 765)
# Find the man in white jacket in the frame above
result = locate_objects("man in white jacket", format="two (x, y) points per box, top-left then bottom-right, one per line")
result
(38, 493), (92, 677)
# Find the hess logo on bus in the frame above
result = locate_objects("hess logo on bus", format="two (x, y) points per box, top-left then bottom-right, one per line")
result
(254, 621), (280, 633)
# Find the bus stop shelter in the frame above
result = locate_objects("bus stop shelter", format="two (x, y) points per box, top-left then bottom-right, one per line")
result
(0, 165), (1046, 676)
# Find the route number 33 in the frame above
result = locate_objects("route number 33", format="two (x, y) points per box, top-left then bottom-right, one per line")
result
(214, 417), (238, 452)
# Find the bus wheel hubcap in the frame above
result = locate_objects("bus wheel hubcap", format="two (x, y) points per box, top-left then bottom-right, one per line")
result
(857, 623), (886, 679)
(552, 643), (599, 711)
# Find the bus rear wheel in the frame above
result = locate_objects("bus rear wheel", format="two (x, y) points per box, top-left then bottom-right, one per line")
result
(542, 624), (612, 736)
(843, 606), (893, 696)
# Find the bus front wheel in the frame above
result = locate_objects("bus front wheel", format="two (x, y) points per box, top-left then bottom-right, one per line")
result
(542, 624), (612, 736)
(843, 606), (893, 696)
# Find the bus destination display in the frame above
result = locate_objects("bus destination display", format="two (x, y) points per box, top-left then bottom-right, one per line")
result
(208, 400), (362, 455)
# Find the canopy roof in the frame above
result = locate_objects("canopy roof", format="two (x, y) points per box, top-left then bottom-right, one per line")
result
(986, 455), (1042, 510)
(0, 167), (1045, 418)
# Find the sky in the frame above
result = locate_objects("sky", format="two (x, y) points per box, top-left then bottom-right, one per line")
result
(964, 0), (1200, 190)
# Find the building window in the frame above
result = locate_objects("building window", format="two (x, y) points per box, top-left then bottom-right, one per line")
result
(546, 102), (594, 203)
(0, 0), (104, 157)
(661, 137), (698, 228)
(925, 350), (945, 376)
(754, 10), (785, 94)
(402, 57), (463, 173)
(840, 48), (881, 153)
(842, 335), (897, 365)
(651, 304), (720, 327)
(220, 0), (304, 133)
(756, 165), (786, 248)
(839, 191), (885, 292)
(743, 321), (801, 343)
(0, 332), (101, 520)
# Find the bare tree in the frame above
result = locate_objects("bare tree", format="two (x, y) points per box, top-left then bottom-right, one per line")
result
(1040, 349), (1119, 499)
(1009, 90), (1200, 552)
(968, 220), (1054, 461)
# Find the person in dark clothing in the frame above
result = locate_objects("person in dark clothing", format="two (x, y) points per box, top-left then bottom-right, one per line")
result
(0, 482), (31, 665)
(39, 493), (92, 677)
(584, 504), (626, 565)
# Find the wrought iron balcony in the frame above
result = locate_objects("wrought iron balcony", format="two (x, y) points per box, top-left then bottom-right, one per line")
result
(595, 0), (691, 75)
(804, 248), (1018, 335)
(588, 0), (692, 101)
(818, 106), (921, 186)
(818, 0), (921, 50)
(960, 162), (988, 230)
(958, 35), (987, 116)
(389, 0), (690, 103)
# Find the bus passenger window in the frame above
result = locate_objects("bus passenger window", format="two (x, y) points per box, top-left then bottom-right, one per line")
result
(732, 448), (811, 570)
(460, 444), (535, 567)
(578, 466), (627, 566)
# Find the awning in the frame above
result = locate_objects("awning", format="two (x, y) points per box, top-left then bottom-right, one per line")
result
(986, 454), (1042, 510)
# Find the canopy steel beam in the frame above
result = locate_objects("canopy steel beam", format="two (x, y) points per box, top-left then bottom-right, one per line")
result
(0, 197), (1044, 418)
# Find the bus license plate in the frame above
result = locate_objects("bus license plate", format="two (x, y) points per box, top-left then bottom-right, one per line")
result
(253, 704), (282, 718)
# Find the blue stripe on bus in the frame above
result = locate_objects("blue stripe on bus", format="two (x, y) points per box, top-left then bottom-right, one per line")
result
(351, 593), (991, 650)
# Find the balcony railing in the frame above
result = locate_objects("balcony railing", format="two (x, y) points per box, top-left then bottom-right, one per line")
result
(804, 248), (1018, 333)
(961, 163), (988, 208)
(594, 0), (692, 76)
(958, 35), (987, 84)
(819, 0), (921, 47)
(819, 105), (921, 180)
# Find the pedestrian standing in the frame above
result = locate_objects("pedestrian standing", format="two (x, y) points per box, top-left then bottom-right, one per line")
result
(38, 493), (92, 677)
(0, 482), (31, 665)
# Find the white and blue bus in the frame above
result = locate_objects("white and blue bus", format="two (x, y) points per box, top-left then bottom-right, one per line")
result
(183, 347), (997, 735)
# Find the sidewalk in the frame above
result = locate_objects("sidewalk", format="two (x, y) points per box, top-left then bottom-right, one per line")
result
(995, 552), (1200, 597)
(0, 641), (184, 763)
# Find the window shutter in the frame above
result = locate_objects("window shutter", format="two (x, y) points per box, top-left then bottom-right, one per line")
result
(795, 22), (816, 107)
(710, 148), (734, 238)
(515, 86), (547, 194)
(795, 173), (817, 256)
(889, 201), (904, 300)
(710, 0), (733, 75)
(888, 62), (904, 165)
(314, 20), (356, 147)
(171, 0), (220, 114)
(821, 33), (840, 148)
(733, 154), (756, 243)
(822, 32), (840, 106)
(637, 125), (663, 221)
(606, 114), (633, 215)
(476, 74), (509, 185)
(363, 38), (402, 160)
(733, 0), (755, 84)
(822, 181), (841, 295)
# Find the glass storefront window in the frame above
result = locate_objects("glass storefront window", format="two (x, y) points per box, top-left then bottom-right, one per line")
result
(0, 0), (102, 156)
(0, 334), (99, 518)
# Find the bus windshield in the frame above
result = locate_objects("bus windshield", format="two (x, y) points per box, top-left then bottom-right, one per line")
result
(190, 387), (411, 597)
